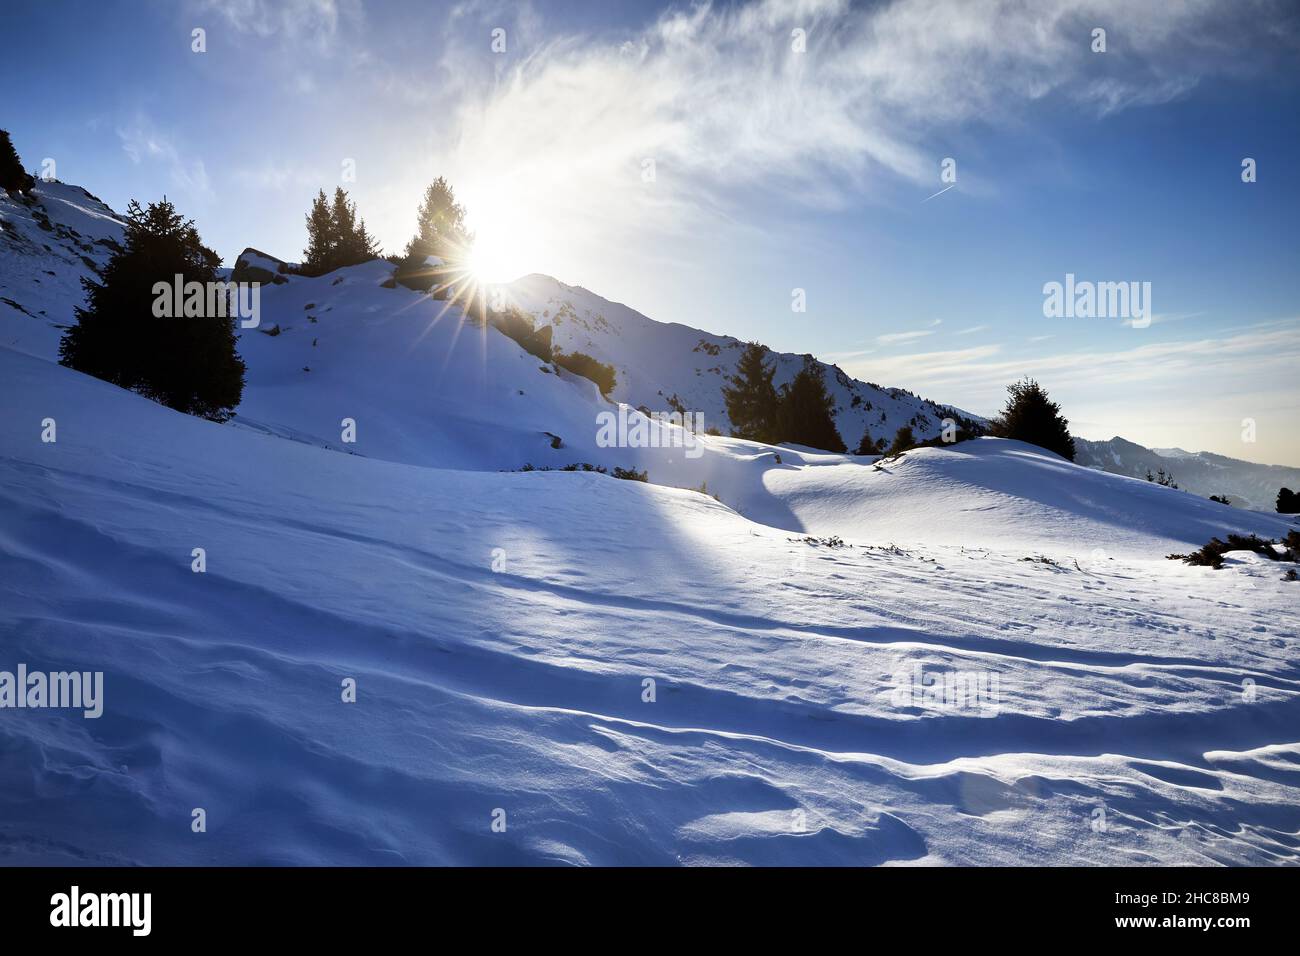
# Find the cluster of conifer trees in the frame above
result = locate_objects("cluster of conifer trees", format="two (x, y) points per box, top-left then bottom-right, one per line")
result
(722, 343), (847, 452)
(43, 114), (474, 421)
(299, 187), (381, 276)
(723, 344), (1077, 460)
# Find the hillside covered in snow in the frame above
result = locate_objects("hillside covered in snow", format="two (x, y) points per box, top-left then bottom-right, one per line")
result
(3, 179), (1300, 866)
(0, 181), (125, 358)
(504, 273), (984, 450)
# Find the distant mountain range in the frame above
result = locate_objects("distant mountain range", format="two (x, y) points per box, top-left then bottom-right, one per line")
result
(1075, 436), (1300, 512)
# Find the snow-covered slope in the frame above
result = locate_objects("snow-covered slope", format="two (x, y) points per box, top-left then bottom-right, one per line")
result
(218, 260), (1297, 557)
(1077, 436), (1300, 512)
(505, 274), (983, 449)
(5, 182), (1300, 866)
(5, 205), (1293, 553)
(737, 439), (1297, 557)
(4, 344), (1299, 865)
(0, 181), (126, 358)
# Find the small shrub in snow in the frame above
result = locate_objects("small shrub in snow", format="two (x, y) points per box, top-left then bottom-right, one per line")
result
(612, 466), (647, 482)
(511, 463), (608, 474)
(555, 350), (617, 397)
(1145, 467), (1179, 489)
(690, 481), (721, 502)
(1167, 533), (1298, 570)
(792, 535), (846, 548)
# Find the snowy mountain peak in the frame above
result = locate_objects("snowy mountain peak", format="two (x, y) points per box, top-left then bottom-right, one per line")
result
(504, 273), (984, 448)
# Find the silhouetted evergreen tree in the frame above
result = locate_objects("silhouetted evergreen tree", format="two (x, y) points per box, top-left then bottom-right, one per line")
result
(989, 378), (1076, 461)
(351, 217), (382, 262)
(855, 427), (883, 455)
(300, 187), (382, 276)
(722, 342), (779, 442)
(395, 177), (472, 293)
(886, 425), (916, 456)
(404, 177), (471, 262)
(329, 186), (357, 255)
(0, 129), (35, 194)
(301, 189), (334, 275)
(59, 198), (245, 421)
(1278, 488), (1300, 514)
(775, 357), (845, 452)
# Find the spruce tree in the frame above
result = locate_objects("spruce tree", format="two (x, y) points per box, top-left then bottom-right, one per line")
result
(59, 198), (245, 421)
(396, 177), (472, 293)
(855, 427), (882, 456)
(722, 342), (780, 442)
(0, 129), (36, 194)
(302, 189), (334, 275)
(989, 378), (1076, 461)
(1278, 488), (1300, 514)
(330, 187), (357, 259)
(885, 425), (916, 456)
(404, 176), (471, 263)
(775, 357), (846, 452)
(353, 217), (382, 262)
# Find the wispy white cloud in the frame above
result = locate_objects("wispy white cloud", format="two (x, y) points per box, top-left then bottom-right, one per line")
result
(403, 0), (1281, 288)
(193, 0), (362, 50)
(117, 117), (212, 198)
(847, 321), (1300, 399)
(1122, 310), (1207, 328)
(877, 329), (936, 344)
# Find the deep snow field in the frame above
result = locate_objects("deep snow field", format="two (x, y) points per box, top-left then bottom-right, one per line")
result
(2, 184), (1299, 866)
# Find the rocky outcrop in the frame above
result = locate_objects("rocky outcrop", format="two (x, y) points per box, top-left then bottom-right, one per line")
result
(232, 247), (290, 285)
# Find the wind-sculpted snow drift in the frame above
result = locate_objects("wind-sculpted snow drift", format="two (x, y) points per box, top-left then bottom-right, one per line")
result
(2, 183), (1299, 865)
(3, 346), (1299, 865)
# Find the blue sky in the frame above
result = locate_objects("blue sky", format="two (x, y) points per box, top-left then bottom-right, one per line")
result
(2, 0), (1298, 464)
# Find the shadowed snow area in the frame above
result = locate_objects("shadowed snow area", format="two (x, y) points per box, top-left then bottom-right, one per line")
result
(2, 345), (1298, 865)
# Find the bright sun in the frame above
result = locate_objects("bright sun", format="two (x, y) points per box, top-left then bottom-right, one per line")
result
(467, 238), (520, 285)
(464, 204), (538, 284)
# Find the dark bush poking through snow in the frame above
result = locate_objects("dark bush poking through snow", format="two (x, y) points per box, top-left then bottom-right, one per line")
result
(554, 349), (617, 397)
(1167, 531), (1300, 570)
